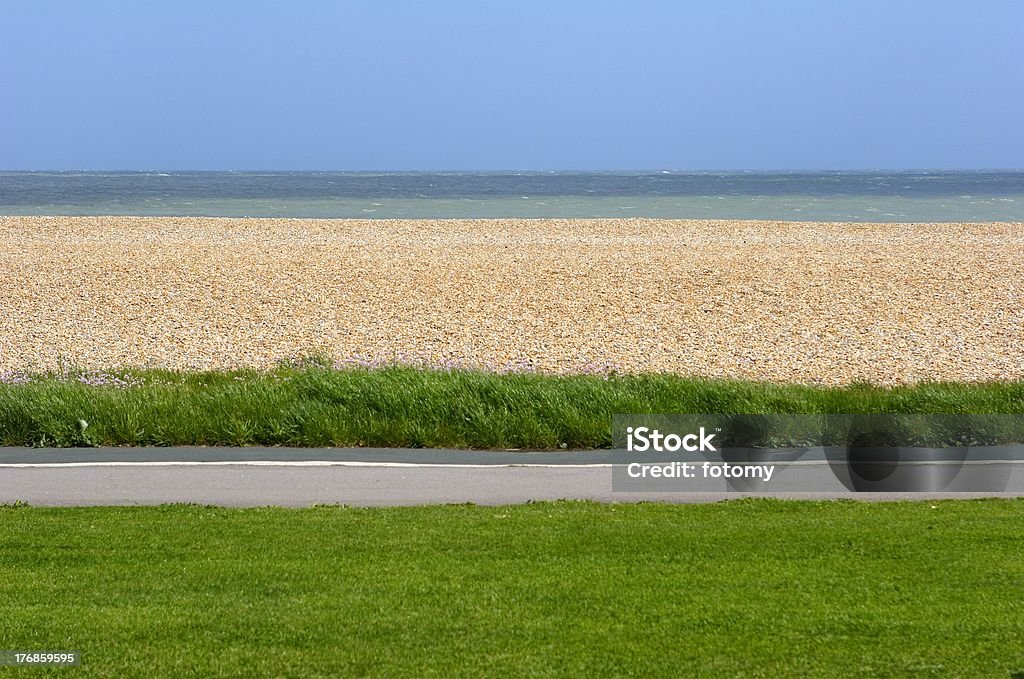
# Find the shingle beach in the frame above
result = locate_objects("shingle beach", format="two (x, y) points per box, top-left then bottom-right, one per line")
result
(2, 216), (1021, 385)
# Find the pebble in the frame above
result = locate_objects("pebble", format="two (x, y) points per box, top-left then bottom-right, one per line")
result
(1, 216), (1021, 386)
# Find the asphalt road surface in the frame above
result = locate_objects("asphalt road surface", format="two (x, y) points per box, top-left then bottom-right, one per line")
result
(1, 447), (1022, 507)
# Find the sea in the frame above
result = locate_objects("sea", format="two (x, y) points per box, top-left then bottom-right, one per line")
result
(1, 170), (1022, 222)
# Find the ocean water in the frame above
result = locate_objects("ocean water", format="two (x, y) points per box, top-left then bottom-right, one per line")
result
(1, 170), (1022, 222)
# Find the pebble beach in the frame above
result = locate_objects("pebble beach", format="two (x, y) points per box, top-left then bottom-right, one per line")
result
(2, 216), (1021, 385)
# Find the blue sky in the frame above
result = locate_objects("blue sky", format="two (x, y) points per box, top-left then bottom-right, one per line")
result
(2, 1), (1021, 170)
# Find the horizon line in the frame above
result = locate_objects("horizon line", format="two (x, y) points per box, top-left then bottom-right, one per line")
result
(3, 168), (1024, 174)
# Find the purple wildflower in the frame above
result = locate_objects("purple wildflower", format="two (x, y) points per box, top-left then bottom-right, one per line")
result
(74, 371), (142, 388)
(0, 370), (32, 386)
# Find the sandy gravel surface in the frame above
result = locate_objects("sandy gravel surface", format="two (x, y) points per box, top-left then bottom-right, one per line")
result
(1, 216), (1021, 385)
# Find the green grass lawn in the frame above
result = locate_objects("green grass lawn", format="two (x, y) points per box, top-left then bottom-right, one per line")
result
(1, 500), (1023, 677)
(2, 365), (1023, 448)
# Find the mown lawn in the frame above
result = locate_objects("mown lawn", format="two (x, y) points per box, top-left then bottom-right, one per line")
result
(1, 365), (1022, 448)
(1, 500), (1023, 677)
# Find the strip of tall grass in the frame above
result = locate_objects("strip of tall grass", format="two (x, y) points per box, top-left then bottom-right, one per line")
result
(1, 364), (1022, 448)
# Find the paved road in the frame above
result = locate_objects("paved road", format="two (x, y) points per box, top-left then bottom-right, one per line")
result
(1, 447), (1022, 507)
